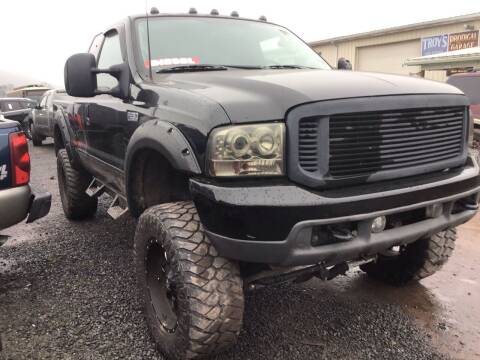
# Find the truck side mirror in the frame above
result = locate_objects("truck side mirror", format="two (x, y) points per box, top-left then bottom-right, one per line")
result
(64, 53), (98, 97)
(64, 53), (131, 99)
(337, 57), (352, 70)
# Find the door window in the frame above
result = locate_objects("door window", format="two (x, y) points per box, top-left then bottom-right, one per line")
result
(97, 31), (123, 90)
(89, 33), (105, 58)
(1, 101), (22, 111)
(46, 94), (54, 108)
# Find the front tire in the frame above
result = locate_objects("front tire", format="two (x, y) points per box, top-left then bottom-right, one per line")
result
(57, 149), (98, 220)
(360, 228), (457, 286)
(134, 202), (244, 359)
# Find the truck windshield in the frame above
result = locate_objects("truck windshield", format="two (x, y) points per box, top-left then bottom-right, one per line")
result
(135, 17), (331, 73)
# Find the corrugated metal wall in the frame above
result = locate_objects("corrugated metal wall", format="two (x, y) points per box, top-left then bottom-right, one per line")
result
(313, 19), (480, 80)
(356, 40), (420, 75)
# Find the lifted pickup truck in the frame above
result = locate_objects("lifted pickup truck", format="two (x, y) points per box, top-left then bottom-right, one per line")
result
(0, 117), (51, 234)
(56, 10), (480, 359)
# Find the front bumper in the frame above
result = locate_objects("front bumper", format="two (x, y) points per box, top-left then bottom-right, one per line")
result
(191, 154), (480, 266)
(0, 185), (51, 230)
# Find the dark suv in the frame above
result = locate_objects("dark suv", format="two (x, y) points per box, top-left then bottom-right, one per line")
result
(0, 97), (36, 139)
(55, 10), (480, 359)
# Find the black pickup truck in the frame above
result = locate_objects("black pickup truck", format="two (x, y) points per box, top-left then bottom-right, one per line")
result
(55, 10), (480, 359)
(0, 117), (51, 235)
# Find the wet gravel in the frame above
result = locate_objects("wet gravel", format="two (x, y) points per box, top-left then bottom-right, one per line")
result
(0, 142), (449, 360)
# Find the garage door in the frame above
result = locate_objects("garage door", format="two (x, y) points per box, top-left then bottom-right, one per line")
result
(356, 40), (420, 75)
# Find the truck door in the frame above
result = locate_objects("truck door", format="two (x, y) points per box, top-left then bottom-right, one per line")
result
(85, 30), (128, 170)
(35, 94), (49, 132)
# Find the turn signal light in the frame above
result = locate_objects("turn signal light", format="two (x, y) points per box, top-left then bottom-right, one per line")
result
(9, 132), (30, 186)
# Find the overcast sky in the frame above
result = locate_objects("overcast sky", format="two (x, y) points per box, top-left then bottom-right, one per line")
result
(0, 0), (479, 87)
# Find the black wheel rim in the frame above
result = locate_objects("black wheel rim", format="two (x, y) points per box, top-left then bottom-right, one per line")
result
(146, 239), (178, 333)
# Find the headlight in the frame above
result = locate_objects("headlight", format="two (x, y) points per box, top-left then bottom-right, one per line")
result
(206, 123), (285, 177)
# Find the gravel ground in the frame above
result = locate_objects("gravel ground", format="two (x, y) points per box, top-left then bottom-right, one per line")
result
(0, 142), (456, 359)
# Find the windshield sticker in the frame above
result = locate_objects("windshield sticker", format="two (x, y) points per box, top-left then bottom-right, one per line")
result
(144, 56), (200, 68)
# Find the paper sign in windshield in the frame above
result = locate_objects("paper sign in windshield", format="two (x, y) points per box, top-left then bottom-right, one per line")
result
(145, 57), (200, 68)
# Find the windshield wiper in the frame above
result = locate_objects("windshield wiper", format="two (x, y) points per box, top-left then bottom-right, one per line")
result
(263, 65), (313, 69)
(222, 65), (264, 69)
(156, 64), (228, 73)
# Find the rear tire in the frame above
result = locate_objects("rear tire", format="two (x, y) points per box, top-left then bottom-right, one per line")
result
(134, 202), (244, 359)
(30, 122), (44, 146)
(57, 149), (97, 220)
(360, 228), (457, 286)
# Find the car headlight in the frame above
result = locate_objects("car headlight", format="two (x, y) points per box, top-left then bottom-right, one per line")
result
(206, 123), (285, 177)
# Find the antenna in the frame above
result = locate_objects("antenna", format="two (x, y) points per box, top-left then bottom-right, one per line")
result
(145, 0), (153, 80)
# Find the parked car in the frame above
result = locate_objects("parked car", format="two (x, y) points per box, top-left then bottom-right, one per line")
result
(56, 10), (480, 359)
(0, 117), (51, 234)
(447, 72), (480, 140)
(0, 97), (36, 139)
(29, 89), (67, 146)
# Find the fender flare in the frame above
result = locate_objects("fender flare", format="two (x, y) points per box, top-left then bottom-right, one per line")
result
(53, 110), (82, 169)
(125, 119), (202, 211)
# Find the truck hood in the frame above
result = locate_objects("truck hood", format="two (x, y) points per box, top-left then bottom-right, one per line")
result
(162, 69), (465, 123)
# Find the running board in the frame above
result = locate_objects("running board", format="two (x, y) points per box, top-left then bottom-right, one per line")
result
(85, 178), (129, 220)
(86, 178), (105, 198)
(107, 194), (129, 220)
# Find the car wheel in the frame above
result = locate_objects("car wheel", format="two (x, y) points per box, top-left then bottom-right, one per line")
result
(134, 201), (244, 359)
(57, 149), (98, 220)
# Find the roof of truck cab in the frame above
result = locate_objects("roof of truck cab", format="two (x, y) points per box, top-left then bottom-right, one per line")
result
(0, 97), (34, 102)
(127, 13), (276, 26)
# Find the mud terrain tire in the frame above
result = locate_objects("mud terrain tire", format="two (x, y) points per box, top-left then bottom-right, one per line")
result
(360, 228), (457, 286)
(134, 201), (244, 359)
(57, 149), (98, 220)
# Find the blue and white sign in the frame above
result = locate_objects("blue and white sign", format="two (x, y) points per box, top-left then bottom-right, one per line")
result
(421, 34), (449, 56)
